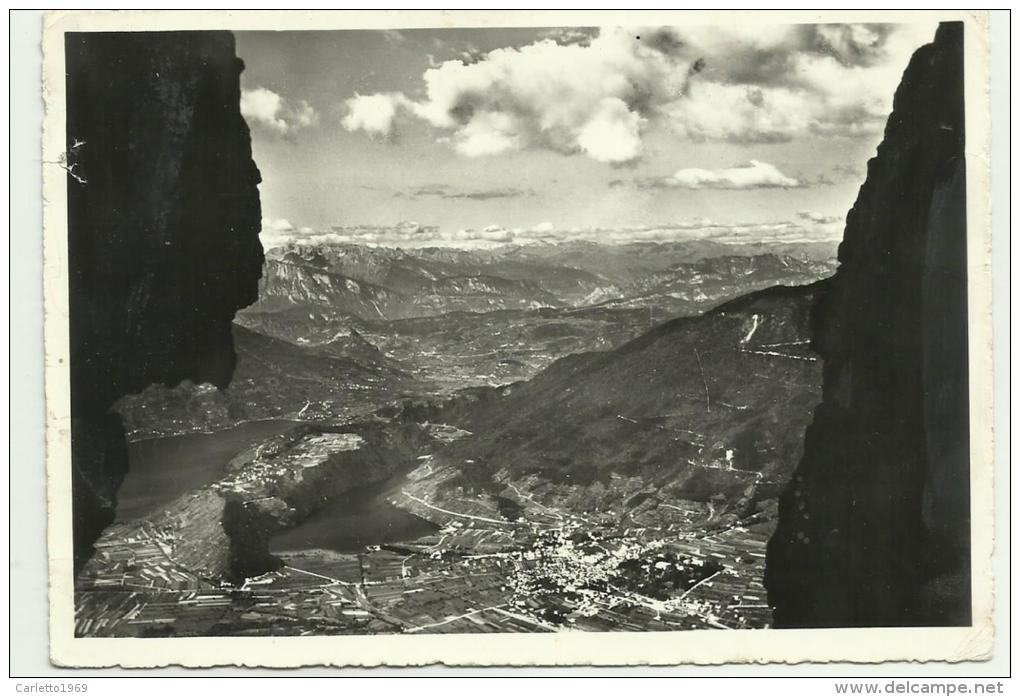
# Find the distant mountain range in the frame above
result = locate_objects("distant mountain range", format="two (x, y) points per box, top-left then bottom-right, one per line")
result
(602, 253), (833, 316)
(117, 239), (836, 438)
(498, 239), (837, 284)
(249, 241), (836, 321)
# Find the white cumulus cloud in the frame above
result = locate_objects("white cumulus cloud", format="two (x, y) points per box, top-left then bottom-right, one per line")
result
(342, 27), (688, 164)
(241, 87), (317, 134)
(797, 210), (843, 224)
(341, 23), (934, 163)
(341, 93), (408, 138)
(663, 160), (801, 190)
(259, 217), (299, 247)
(451, 111), (524, 157)
(576, 98), (645, 163)
(261, 217), (294, 232)
(667, 22), (936, 142)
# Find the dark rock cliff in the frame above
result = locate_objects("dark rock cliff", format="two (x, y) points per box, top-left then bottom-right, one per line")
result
(766, 22), (970, 627)
(66, 31), (263, 571)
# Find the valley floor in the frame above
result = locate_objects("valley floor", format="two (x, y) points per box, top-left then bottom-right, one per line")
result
(75, 482), (773, 636)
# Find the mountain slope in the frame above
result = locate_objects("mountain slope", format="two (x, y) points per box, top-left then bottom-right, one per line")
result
(115, 324), (423, 437)
(253, 257), (564, 319)
(274, 242), (616, 304)
(602, 254), (835, 316)
(501, 240), (838, 285)
(407, 281), (827, 521)
(250, 259), (415, 319)
(260, 242), (835, 320)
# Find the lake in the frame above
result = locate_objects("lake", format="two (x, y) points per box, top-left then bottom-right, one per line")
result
(269, 475), (439, 554)
(119, 418), (438, 554)
(118, 419), (301, 520)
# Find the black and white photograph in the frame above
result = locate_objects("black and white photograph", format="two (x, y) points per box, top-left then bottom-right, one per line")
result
(37, 9), (995, 668)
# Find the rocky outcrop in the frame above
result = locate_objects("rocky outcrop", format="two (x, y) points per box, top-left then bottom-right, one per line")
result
(765, 23), (970, 627)
(66, 31), (263, 570)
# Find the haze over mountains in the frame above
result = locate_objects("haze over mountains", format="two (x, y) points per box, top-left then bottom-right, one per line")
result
(252, 239), (837, 318)
(116, 239), (836, 438)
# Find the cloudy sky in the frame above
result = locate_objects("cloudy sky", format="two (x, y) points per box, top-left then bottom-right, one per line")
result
(235, 22), (936, 248)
